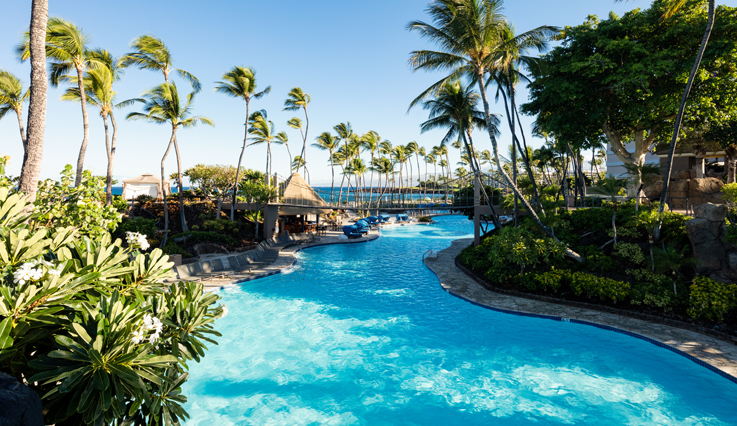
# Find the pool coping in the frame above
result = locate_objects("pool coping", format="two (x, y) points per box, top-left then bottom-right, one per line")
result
(424, 238), (737, 384)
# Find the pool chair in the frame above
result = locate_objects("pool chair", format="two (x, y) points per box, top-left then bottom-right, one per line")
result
(378, 213), (391, 223)
(366, 216), (379, 226)
(342, 225), (363, 238)
(166, 264), (202, 283)
(359, 218), (376, 228)
(355, 220), (371, 233)
(396, 213), (409, 223)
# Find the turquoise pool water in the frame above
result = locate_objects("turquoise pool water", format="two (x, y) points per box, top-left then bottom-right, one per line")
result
(183, 216), (737, 425)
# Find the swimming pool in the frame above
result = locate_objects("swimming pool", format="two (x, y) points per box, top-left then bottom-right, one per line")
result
(184, 215), (737, 425)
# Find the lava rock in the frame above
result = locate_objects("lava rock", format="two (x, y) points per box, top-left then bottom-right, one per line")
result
(0, 372), (44, 426)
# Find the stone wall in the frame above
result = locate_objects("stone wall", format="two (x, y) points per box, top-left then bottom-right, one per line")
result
(685, 203), (737, 282)
(0, 372), (44, 426)
(644, 177), (724, 208)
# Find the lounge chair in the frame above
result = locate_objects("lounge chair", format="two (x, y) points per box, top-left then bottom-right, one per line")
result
(342, 225), (363, 238)
(201, 260), (233, 278)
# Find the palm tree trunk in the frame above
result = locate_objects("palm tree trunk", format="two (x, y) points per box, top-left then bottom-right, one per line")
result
(109, 111), (119, 208)
(231, 100), (249, 221)
(74, 65), (91, 187)
(15, 108), (26, 154)
(286, 143), (293, 174)
(330, 152), (335, 204)
(424, 159), (428, 202)
(172, 134), (188, 232)
(369, 153), (375, 207)
(18, 0), (48, 199)
(102, 112), (112, 205)
(299, 107), (309, 175)
(656, 0), (715, 240)
(160, 131), (176, 247)
(475, 70), (583, 262)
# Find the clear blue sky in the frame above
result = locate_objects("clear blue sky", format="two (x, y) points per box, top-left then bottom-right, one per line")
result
(1, 0), (725, 186)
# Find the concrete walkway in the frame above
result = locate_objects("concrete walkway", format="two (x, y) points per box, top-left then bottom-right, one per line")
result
(424, 238), (737, 382)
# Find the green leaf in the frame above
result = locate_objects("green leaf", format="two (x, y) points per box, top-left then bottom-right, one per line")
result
(0, 317), (14, 350)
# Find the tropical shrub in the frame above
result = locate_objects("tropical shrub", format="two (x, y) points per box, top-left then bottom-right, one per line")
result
(162, 240), (193, 258)
(612, 242), (645, 266)
(519, 269), (566, 292)
(0, 179), (221, 425)
(688, 276), (737, 322)
(417, 216), (433, 223)
(569, 207), (613, 234)
(113, 217), (158, 241)
(112, 195), (128, 213)
(580, 245), (616, 273)
(480, 226), (567, 283)
(568, 271), (630, 303)
(171, 231), (237, 247)
(35, 165), (121, 240)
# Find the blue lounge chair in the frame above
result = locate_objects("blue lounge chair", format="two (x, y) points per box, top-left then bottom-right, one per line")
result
(396, 213), (409, 223)
(354, 220), (371, 233)
(378, 213), (391, 223)
(366, 216), (379, 226)
(342, 225), (363, 238)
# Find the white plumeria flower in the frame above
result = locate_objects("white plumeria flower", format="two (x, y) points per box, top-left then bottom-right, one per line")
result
(126, 232), (150, 251)
(131, 329), (145, 345)
(148, 332), (160, 345)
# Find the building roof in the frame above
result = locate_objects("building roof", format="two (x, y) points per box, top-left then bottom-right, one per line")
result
(122, 173), (169, 185)
(279, 172), (332, 215)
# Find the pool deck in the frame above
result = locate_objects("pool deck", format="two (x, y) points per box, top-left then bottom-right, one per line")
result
(424, 238), (737, 381)
(197, 229), (383, 292)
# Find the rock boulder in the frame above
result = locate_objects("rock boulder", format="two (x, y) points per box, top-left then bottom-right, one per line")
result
(685, 203), (737, 281)
(0, 372), (44, 426)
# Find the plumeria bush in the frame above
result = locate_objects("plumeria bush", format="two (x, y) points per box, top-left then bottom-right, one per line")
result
(0, 177), (222, 425)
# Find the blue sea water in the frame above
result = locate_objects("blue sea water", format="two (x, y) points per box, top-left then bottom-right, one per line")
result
(183, 216), (737, 425)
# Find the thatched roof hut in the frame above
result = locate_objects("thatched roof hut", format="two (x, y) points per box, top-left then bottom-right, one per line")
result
(279, 172), (332, 215)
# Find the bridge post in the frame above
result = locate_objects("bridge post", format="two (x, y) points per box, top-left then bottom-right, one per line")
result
(474, 176), (480, 247)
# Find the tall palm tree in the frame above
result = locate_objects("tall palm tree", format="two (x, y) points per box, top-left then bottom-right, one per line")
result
(393, 145), (408, 203)
(18, 0), (48, 199)
(360, 130), (381, 206)
(283, 87), (311, 175)
(248, 111), (287, 179)
(408, 0), (581, 261)
(18, 17), (98, 186)
(419, 147), (429, 200)
(379, 140), (394, 203)
(0, 70), (29, 152)
(313, 131), (340, 203)
(120, 34), (201, 91)
(406, 141), (419, 197)
(60, 49), (136, 205)
(214, 66), (271, 220)
(127, 83), (213, 244)
(334, 122), (355, 205)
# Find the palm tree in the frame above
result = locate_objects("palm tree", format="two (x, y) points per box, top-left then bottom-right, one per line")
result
(18, 17), (98, 186)
(248, 111), (287, 179)
(418, 147), (428, 199)
(334, 122), (355, 205)
(313, 131), (340, 203)
(407, 0), (581, 261)
(0, 70), (29, 152)
(120, 34), (201, 91)
(283, 87), (311, 175)
(214, 66), (271, 220)
(126, 83), (213, 244)
(18, 0), (48, 199)
(360, 131), (381, 206)
(60, 49), (136, 205)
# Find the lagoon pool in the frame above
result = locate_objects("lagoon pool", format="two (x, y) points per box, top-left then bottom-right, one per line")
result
(184, 215), (737, 425)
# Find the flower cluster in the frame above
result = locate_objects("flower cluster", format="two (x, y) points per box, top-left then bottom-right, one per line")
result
(131, 314), (164, 346)
(126, 232), (150, 251)
(13, 260), (62, 285)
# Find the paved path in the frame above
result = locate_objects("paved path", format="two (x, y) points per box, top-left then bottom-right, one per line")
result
(424, 238), (737, 381)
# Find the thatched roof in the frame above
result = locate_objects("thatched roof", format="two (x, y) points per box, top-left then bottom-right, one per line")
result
(279, 172), (332, 215)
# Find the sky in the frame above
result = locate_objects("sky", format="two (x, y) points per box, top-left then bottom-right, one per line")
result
(1, 0), (730, 186)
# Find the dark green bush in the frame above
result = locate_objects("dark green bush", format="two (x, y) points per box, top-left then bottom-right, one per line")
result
(688, 276), (737, 322)
(418, 216), (433, 223)
(171, 231), (237, 247)
(569, 271), (630, 303)
(519, 269), (567, 292)
(569, 208), (613, 233)
(612, 242), (645, 266)
(162, 240), (193, 258)
(113, 217), (158, 240)
(580, 245), (616, 273)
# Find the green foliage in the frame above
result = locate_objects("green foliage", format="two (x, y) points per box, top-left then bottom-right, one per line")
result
(459, 241), (493, 273)
(612, 242), (645, 266)
(627, 268), (685, 311)
(568, 271), (630, 303)
(112, 195), (128, 213)
(580, 245), (616, 273)
(114, 217), (158, 241)
(570, 208), (612, 234)
(171, 231), (237, 247)
(192, 218), (240, 233)
(519, 269), (565, 292)
(0, 178), (221, 425)
(417, 216), (433, 223)
(161, 241), (193, 258)
(135, 194), (155, 204)
(722, 183), (737, 244)
(35, 166), (121, 240)
(688, 276), (737, 322)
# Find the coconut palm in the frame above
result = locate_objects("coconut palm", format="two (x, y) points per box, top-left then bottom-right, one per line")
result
(418, 146), (428, 199)
(334, 122), (355, 205)
(120, 34), (201, 91)
(18, 0), (48, 198)
(0, 70), (29, 152)
(60, 49), (137, 205)
(313, 131), (340, 203)
(360, 131), (381, 206)
(407, 0), (581, 260)
(18, 17), (99, 186)
(283, 87), (311, 175)
(214, 66), (271, 220)
(126, 83), (213, 244)
(248, 111), (287, 179)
